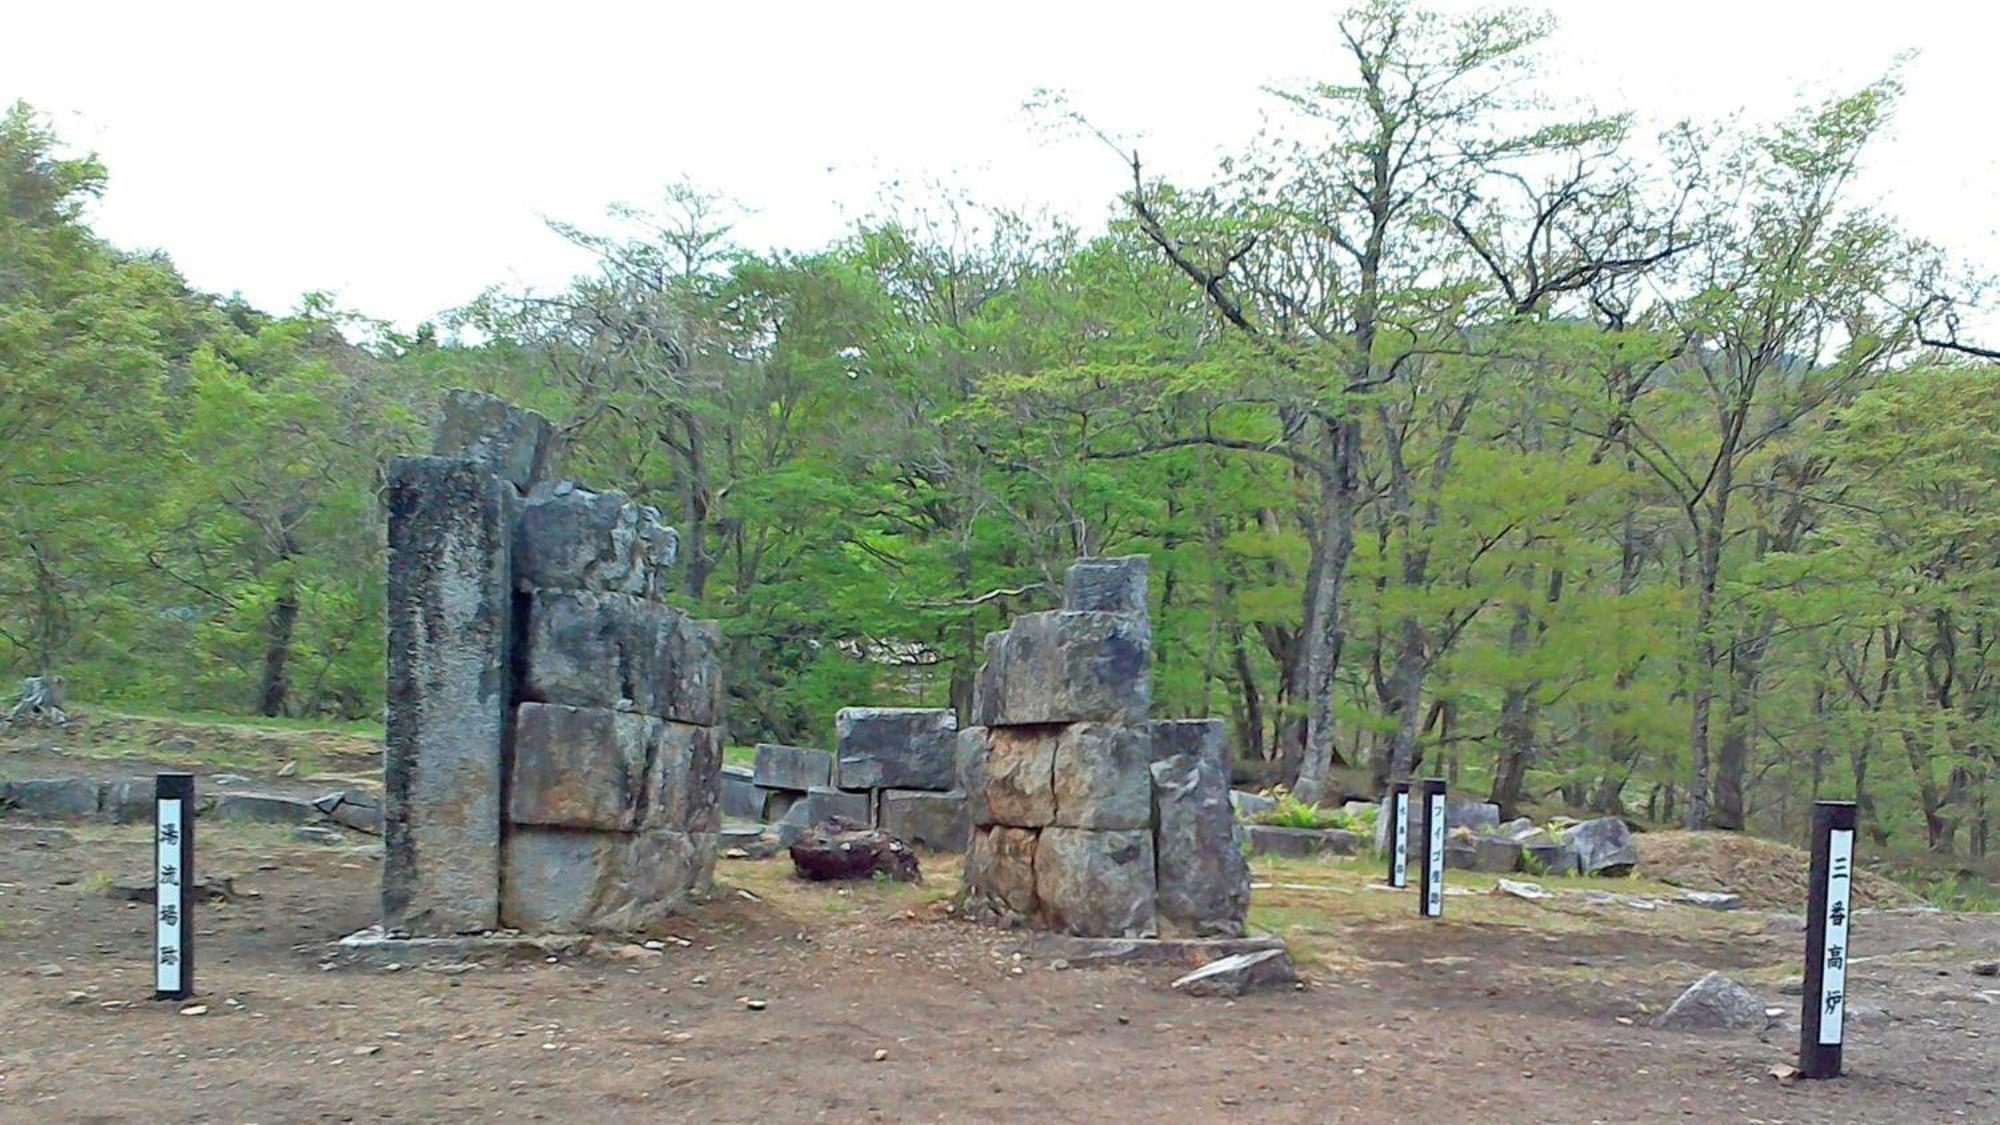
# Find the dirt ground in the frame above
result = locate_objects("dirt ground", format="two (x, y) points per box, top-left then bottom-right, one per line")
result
(2, 806), (1996, 1125)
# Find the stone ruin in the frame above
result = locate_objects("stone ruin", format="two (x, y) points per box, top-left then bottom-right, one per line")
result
(723, 708), (968, 850)
(959, 556), (1252, 938)
(381, 390), (723, 936)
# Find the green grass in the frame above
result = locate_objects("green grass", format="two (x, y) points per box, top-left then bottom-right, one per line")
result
(724, 744), (758, 768)
(106, 704), (384, 738)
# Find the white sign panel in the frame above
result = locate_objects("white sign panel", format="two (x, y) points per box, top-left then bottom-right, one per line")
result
(156, 797), (184, 995)
(1424, 792), (1446, 917)
(1392, 792), (1410, 887)
(1818, 828), (1854, 1045)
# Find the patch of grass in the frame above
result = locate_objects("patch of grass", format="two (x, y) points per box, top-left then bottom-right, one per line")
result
(723, 744), (758, 768)
(107, 705), (383, 738)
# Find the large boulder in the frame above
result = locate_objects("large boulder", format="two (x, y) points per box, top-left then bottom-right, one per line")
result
(963, 825), (1041, 924)
(1034, 827), (1156, 938)
(976, 725), (1057, 828)
(1567, 816), (1640, 876)
(752, 743), (833, 792)
(431, 389), (553, 492)
(516, 590), (721, 724)
(1654, 972), (1769, 1031)
(1050, 722), (1151, 830)
(971, 611), (1151, 727)
(643, 722), (723, 833)
(1, 777), (103, 820)
(878, 789), (969, 851)
(1062, 555), (1149, 617)
(789, 821), (920, 883)
(501, 827), (713, 932)
(833, 707), (958, 791)
(513, 482), (677, 597)
(1149, 720), (1250, 937)
(507, 703), (657, 831)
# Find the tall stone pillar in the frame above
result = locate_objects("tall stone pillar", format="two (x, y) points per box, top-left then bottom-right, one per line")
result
(382, 455), (514, 934)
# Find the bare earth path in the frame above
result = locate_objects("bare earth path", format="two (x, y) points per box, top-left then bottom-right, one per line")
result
(1, 820), (1995, 1123)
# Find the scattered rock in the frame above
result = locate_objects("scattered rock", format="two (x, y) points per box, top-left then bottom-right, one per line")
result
(1676, 890), (1741, 911)
(1568, 817), (1640, 876)
(276, 760), (299, 778)
(293, 824), (347, 846)
(107, 873), (237, 904)
(210, 791), (317, 825)
(871, 1048), (890, 1062)
(30, 963), (65, 977)
(1971, 960), (1998, 977)
(1170, 948), (1298, 998)
(1, 777), (103, 820)
(1654, 972), (1769, 1031)
(789, 820), (920, 883)
(179, 1004), (208, 1016)
(1492, 879), (1552, 901)
(312, 788), (384, 835)
(1779, 977), (1804, 996)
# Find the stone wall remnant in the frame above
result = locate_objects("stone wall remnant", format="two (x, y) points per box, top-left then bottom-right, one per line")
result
(959, 555), (1251, 939)
(381, 391), (722, 936)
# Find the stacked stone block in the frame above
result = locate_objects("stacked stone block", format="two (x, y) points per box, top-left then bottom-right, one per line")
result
(725, 709), (969, 850)
(959, 556), (1250, 938)
(384, 391), (722, 936)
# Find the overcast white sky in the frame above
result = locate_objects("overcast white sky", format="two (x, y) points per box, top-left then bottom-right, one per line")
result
(8, 1), (1996, 331)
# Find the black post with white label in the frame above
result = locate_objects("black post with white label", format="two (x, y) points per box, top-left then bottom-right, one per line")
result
(154, 772), (195, 1001)
(1417, 778), (1446, 918)
(1800, 799), (1856, 1078)
(1385, 781), (1411, 888)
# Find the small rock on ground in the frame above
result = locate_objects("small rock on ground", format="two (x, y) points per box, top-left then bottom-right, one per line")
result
(1170, 948), (1298, 998)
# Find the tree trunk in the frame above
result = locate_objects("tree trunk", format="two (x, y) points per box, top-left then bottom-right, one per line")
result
(258, 575), (299, 718)
(1293, 418), (1358, 805)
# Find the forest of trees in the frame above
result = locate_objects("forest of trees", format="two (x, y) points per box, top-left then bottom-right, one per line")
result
(4, 3), (1995, 862)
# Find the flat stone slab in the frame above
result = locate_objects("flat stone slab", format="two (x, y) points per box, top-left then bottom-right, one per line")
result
(1, 777), (103, 819)
(834, 707), (958, 791)
(1017, 932), (1287, 969)
(1244, 824), (1358, 859)
(1170, 947), (1298, 997)
(752, 743), (833, 791)
(335, 925), (592, 968)
(211, 791), (318, 825)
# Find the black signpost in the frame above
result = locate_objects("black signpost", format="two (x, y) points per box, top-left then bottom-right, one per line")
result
(1418, 778), (1446, 918)
(154, 772), (195, 1001)
(1800, 799), (1857, 1078)
(1385, 781), (1411, 889)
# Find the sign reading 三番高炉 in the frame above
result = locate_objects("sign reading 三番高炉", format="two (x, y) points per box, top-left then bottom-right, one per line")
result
(1818, 827), (1854, 1046)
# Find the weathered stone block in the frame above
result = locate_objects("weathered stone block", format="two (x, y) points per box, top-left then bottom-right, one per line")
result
(1230, 790), (1277, 820)
(432, 389), (553, 492)
(833, 707), (958, 791)
(1034, 827), (1156, 938)
(720, 764), (762, 821)
(508, 703), (656, 831)
(517, 590), (721, 724)
(879, 788), (969, 851)
(103, 778), (156, 824)
(978, 725), (1056, 827)
(312, 788), (384, 835)
(1170, 948), (1298, 997)
(804, 785), (873, 827)
(212, 791), (318, 825)
(1445, 833), (1521, 873)
(956, 724), (990, 808)
(1567, 816), (1640, 876)
(643, 722), (724, 833)
(752, 743), (833, 791)
(513, 482), (677, 597)
(1149, 719), (1249, 937)
(1246, 824), (1359, 859)
(2, 777), (103, 820)
(1522, 838), (1580, 876)
(384, 455), (512, 935)
(1051, 722), (1151, 830)
(500, 827), (711, 932)
(1062, 555), (1149, 616)
(971, 611), (1150, 727)
(963, 825), (1040, 923)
